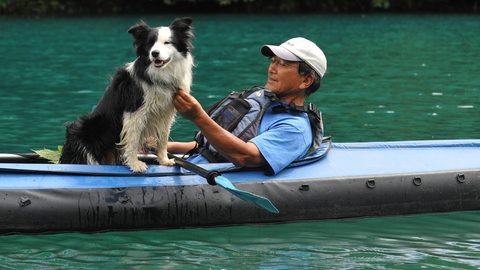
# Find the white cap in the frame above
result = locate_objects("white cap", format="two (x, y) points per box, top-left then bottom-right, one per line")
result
(261, 37), (327, 78)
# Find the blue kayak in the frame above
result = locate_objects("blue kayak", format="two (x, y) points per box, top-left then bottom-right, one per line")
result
(1, 139), (479, 234)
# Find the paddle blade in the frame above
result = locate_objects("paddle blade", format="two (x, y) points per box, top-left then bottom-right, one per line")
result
(214, 175), (279, 214)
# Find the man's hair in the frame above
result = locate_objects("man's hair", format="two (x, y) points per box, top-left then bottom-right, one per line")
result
(298, 62), (321, 97)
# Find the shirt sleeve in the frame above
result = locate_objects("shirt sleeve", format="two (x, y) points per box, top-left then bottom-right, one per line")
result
(250, 117), (312, 175)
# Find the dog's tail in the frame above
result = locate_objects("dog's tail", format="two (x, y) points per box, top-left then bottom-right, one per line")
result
(59, 117), (94, 164)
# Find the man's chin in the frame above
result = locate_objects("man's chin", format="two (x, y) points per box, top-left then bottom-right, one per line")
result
(264, 82), (276, 91)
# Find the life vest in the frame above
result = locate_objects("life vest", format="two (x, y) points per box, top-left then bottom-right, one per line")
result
(192, 86), (331, 169)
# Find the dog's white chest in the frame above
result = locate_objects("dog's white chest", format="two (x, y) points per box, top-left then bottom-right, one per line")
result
(142, 86), (175, 115)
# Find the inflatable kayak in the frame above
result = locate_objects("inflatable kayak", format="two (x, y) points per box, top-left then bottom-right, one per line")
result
(1, 139), (479, 234)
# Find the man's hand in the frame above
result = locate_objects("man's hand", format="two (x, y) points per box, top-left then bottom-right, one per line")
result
(173, 90), (206, 121)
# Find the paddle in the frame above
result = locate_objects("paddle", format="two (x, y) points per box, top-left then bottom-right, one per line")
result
(167, 153), (279, 214)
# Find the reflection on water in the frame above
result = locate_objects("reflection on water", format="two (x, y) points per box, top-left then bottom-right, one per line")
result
(1, 212), (480, 269)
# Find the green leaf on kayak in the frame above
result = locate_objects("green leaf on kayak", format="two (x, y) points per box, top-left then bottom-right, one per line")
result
(32, 146), (63, 164)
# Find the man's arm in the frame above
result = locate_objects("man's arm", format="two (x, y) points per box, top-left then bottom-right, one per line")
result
(173, 90), (265, 168)
(167, 141), (197, 154)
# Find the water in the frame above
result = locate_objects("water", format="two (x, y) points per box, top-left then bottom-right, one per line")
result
(0, 14), (480, 269)
(1, 212), (480, 269)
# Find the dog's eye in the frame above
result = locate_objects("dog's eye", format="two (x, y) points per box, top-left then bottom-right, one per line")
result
(164, 41), (172, 45)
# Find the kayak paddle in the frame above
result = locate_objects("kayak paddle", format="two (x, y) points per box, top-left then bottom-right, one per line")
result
(167, 153), (279, 214)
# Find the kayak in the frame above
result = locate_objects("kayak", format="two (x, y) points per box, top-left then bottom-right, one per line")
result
(1, 139), (479, 234)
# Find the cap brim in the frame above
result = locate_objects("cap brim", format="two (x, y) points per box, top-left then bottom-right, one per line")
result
(261, 45), (301, 61)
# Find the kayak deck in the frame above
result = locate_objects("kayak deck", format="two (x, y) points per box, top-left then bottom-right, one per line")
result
(0, 139), (479, 189)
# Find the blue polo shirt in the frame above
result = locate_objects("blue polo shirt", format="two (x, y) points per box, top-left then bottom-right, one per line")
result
(187, 106), (312, 175)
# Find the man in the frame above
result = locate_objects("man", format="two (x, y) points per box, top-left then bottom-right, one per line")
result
(167, 37), (327, 175)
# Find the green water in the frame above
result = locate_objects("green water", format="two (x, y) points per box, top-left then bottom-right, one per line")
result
(1, 14), (480, 269)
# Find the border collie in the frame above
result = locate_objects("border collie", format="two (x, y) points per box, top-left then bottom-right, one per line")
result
(59, 17), (194, 172)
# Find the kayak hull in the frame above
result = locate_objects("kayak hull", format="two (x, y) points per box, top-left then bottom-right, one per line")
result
(2, 169), (479, 234)
(1, 139), (480, 234)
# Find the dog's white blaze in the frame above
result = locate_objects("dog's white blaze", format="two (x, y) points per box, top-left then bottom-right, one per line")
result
(149, 27), (174, 62)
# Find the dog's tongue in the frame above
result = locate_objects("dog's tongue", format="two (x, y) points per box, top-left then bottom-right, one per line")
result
(154, 60), (165, 67)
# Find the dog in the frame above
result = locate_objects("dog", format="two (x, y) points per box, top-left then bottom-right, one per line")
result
(59, 17), (194, 172)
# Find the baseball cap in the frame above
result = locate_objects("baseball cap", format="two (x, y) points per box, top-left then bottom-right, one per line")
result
(261, 37), (327, 78)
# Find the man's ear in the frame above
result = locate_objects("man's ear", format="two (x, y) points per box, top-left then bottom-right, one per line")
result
(300, 74), (314, 90)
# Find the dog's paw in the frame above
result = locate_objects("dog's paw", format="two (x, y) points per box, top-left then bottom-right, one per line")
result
(129, 160), (148, 172)
(158, 158), (175, 166)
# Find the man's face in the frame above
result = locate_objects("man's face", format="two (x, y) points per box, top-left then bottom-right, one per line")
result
(265, 56), (307, 99)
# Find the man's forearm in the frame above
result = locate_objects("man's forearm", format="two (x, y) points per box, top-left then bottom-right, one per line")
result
(193, 111), (265, 167)
(167, 141), (197, 154)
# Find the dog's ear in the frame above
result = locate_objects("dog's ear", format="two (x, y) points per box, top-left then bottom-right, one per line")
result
(170, 17), (194, 53)
(128, 21), (150, 42)
(170, 17), (193, 34)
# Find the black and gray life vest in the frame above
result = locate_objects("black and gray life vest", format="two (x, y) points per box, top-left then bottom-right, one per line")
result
(192, 87), (331, 169)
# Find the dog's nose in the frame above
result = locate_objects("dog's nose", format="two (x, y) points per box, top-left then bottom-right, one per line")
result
(151, 51), (159, 58)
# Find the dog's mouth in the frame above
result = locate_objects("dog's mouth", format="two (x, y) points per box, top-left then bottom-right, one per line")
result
(153, 58), (171, 68)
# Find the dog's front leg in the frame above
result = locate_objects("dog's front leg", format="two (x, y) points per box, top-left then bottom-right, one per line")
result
(155, 111), (175, 166)
(121, 112), (148, 172)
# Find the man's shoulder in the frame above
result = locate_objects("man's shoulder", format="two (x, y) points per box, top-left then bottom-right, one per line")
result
(263, 108), (310, 124)
(260, 110), (311, 134)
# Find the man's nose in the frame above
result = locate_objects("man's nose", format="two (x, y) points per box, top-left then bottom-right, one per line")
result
(268, 63), (276, 73)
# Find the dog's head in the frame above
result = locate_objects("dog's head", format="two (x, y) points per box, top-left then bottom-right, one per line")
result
(128, 17), (193, 69)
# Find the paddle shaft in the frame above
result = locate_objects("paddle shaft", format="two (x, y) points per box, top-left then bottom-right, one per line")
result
(167, 153), (218, 185)
(0, 153), (158, 163)
(0, 153), (48, 163)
